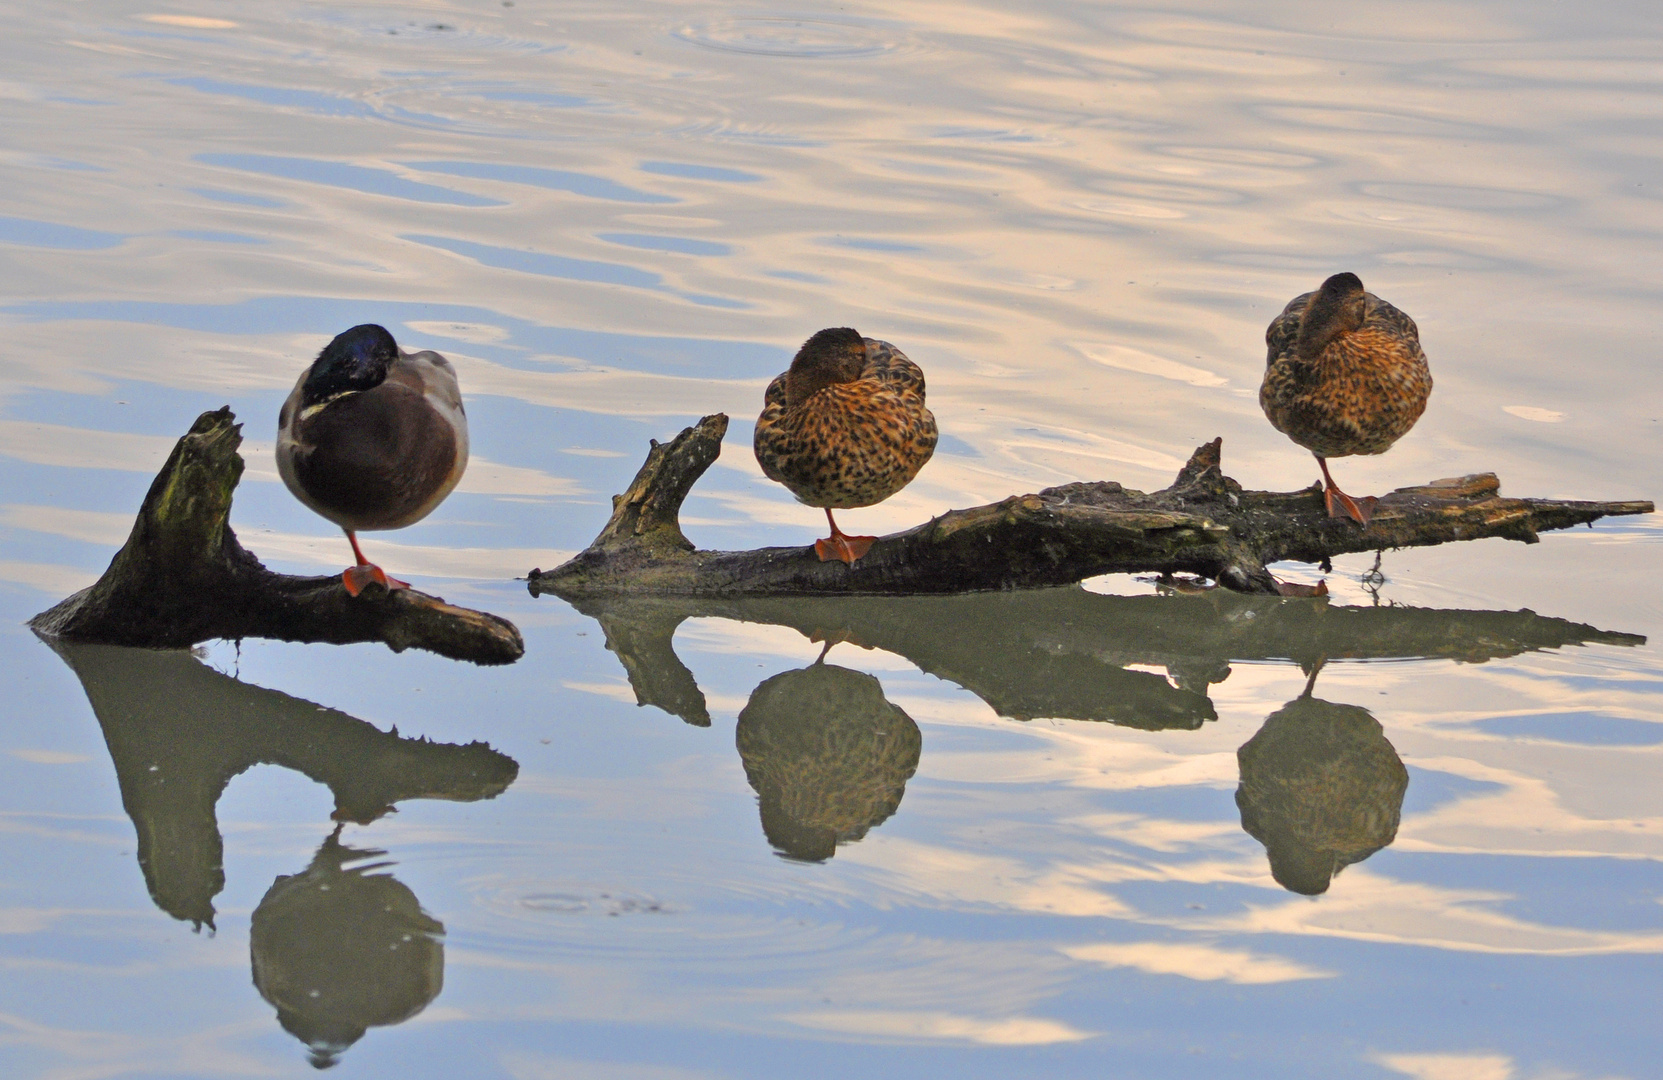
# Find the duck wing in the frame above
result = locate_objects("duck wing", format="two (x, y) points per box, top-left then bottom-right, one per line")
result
(1265, 290), (1315, 366)
(860, 339), (926, 396)
(753, 372), (793, 487)
(288, 381), (461, 529)
(762, 371), (789, 409)
(1364, 295), (1421, 343)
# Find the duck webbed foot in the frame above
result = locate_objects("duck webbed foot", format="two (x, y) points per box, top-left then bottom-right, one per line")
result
(1324, 486), (1378, 526)
(814, 533), (876, 564)
(1315, 456), (1378, 526)
(814, 509), (876, 565)
(342, 563), (410, 597)
(342, 529), (410, 596)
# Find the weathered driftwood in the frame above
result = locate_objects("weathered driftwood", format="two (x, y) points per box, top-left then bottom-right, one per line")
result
(532, 413), (1653, 597)
(555, 587), (1645, 729)
(30, 408), (523, 664)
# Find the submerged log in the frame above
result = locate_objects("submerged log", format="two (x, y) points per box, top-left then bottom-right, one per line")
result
(532, 414), (1653, 597)
(29, 408), (523, 664)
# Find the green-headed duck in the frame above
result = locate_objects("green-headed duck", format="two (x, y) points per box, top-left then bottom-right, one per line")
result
(277, 324), (468, 596)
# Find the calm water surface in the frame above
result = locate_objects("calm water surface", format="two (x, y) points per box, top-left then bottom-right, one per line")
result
(1, 1), (1661, 1077)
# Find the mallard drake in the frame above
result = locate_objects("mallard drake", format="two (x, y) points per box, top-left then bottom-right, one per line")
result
(1259, 273), (1432, 525)
(753, 327), (937, 564)
(277, 324), (468, 596)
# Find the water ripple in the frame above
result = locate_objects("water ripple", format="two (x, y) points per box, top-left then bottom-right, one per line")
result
(672, 15), (905, 59)
(194, 153), (504, 207)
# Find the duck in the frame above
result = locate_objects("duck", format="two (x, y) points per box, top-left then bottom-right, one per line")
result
(753, 327), (937, 564)
(1259, 272), (1432, 525)
(277, 324), (468, 596)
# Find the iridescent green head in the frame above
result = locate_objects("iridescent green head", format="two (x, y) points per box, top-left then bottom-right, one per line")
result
(301, 324), (399, 410)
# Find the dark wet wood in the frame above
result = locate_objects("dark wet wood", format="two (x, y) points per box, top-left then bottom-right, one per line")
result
(29, 407), (523, 664)
(532, 413), (1654, 598)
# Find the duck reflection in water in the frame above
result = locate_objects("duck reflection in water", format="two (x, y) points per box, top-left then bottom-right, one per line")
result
(1236, 662), (1409, 895)
(555, 589), (1639, 874)
(40, 638), (518, 1066)
(736, 647), (921, 861)
(252, 826), (444, 1070)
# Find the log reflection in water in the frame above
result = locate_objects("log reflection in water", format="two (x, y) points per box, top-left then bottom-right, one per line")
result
(252, 827), (444, 1069)
(561, 586), (1644, 729)
(736, 660), (921, 861)
(1236, 666), (1409, 895)
(43, 639), (518, 929)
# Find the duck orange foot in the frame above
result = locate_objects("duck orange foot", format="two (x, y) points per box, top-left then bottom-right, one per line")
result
(814, 533), (876, 564)
(1323, 485), (1378, 527)
(342, 563), (410, 597)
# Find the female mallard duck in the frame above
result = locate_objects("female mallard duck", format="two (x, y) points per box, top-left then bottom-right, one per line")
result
(753, 327), (937, 564)
(277, 324), (468, 596)
(1259, 272), (1432, 525)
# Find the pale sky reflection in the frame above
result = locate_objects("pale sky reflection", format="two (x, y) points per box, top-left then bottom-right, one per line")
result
(1062, 940), (1332, 984)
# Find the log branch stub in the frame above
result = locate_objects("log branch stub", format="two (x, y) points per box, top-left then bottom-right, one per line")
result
(30, 407), (524, 664)
(532, 413), (1653, 598)
(594, 412), (728, 555)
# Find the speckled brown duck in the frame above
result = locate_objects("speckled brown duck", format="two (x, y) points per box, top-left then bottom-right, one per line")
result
(277, 324), (469, 596)
(1259, 273), (1432, 525)
(754, 327), (937, 564)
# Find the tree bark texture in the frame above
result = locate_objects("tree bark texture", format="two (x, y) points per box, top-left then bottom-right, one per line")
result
(533, 413), (1654, 598)
(29, 407), (523, 664)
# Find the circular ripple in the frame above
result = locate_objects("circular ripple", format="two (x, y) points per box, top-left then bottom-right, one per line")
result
(673, 16), (898, 59)
(517, 888), (667, 917)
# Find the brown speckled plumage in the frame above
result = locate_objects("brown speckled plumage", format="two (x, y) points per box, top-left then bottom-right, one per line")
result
(754, 334), (938, 512)
(1259, 273), (1432, 526)
(1260, 276), (1432, 460)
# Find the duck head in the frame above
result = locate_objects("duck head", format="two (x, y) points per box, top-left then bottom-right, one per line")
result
(300, 324), (400, 411)
(1295, 272), (1367, 361)
(784, 327), (866, 407)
